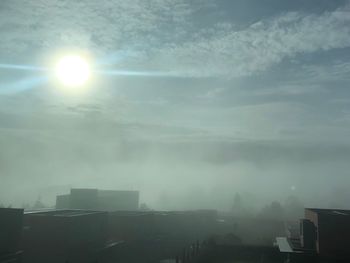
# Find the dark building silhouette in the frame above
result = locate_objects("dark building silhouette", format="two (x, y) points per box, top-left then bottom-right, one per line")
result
(108, 210), (218, 242)
(0, 208), (24, 262)
(70, 188), (99, 210)
(300, 218), (316, 249)
(55, 194), (70, 209)
(276, 208), (350, 262)
(106, 210), (218, 262)
(55, 188), (139, 211)
(98, 190), (139, 211)
(21, 209), (110, 263)
(305, 208), (350, 259)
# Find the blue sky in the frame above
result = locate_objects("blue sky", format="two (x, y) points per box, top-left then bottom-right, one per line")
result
(1, 0), (350, 208)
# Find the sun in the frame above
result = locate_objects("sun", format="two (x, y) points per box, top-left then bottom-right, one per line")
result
(55, 55), (91, 87)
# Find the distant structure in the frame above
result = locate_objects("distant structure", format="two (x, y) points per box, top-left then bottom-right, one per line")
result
(56, 188), (139, 211)
(98, 190), (140, 211)
(70, 188), (99, 210)
(276, 208), (350, 262)
(0, 208), (23, 262)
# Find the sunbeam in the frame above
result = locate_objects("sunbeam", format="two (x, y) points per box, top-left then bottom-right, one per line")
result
(95, 69), (181, 77)
(0, 63), (47, 72)
(0, 62), (182, 79)
(0, 76), (48, 94)
(0, 59), (185, 94)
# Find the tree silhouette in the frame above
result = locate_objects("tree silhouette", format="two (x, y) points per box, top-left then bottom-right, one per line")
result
(259, 201), (285, 220)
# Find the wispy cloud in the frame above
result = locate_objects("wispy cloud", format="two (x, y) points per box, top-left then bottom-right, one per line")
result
(1, 1), (349, 78)
(150, 4), (350, 77)
(0, 0), (197, 54)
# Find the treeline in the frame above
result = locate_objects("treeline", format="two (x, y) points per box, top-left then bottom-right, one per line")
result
(230, 193), (304, 220)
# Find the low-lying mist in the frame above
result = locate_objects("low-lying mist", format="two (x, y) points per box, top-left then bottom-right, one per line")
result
(1, 110), (350, 213)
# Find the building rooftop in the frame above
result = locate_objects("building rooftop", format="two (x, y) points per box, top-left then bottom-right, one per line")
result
(24, 209), (106, 217)
(306, 208), (350, 216)
(276, 237), (294, 253)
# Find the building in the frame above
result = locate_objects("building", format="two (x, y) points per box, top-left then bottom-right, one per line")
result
(0, 208), (24, 263)
(55, 188), (140, 211)
(98, 190), (139, 211)
(305, 208), (350, 260)
(108, 210), (218, 242)
(106, 210), (218, 263)
(276, 208), (350, 262)
(22, 209), (110, 263)
(55, 194), (70, 209)
(70, 188), (99, 210)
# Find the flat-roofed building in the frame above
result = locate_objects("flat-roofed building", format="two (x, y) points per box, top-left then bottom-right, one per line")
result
(55, 188), (140, 211)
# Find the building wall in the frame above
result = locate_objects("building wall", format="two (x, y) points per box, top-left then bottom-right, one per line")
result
(55, 194), (70, 209)
(56, 189), (139, 211)
(70, 189), (99, 210)
(0, 208), (23, 254)
(318, 213), (350, 258)
(23, 211), (108, 249)
(305, 208), (350, 259)
(304, 209), (319, 251)
(98, 190), (139, 211)
(108, 211), (156, 241)
(107, 210), (218, 242)
(22, 210), (108, 263)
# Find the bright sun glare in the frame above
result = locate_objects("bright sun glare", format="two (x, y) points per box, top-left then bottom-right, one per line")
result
(55, 55), (91, 87)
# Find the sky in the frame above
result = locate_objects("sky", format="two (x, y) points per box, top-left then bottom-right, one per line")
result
(1, 0), (350, 210)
